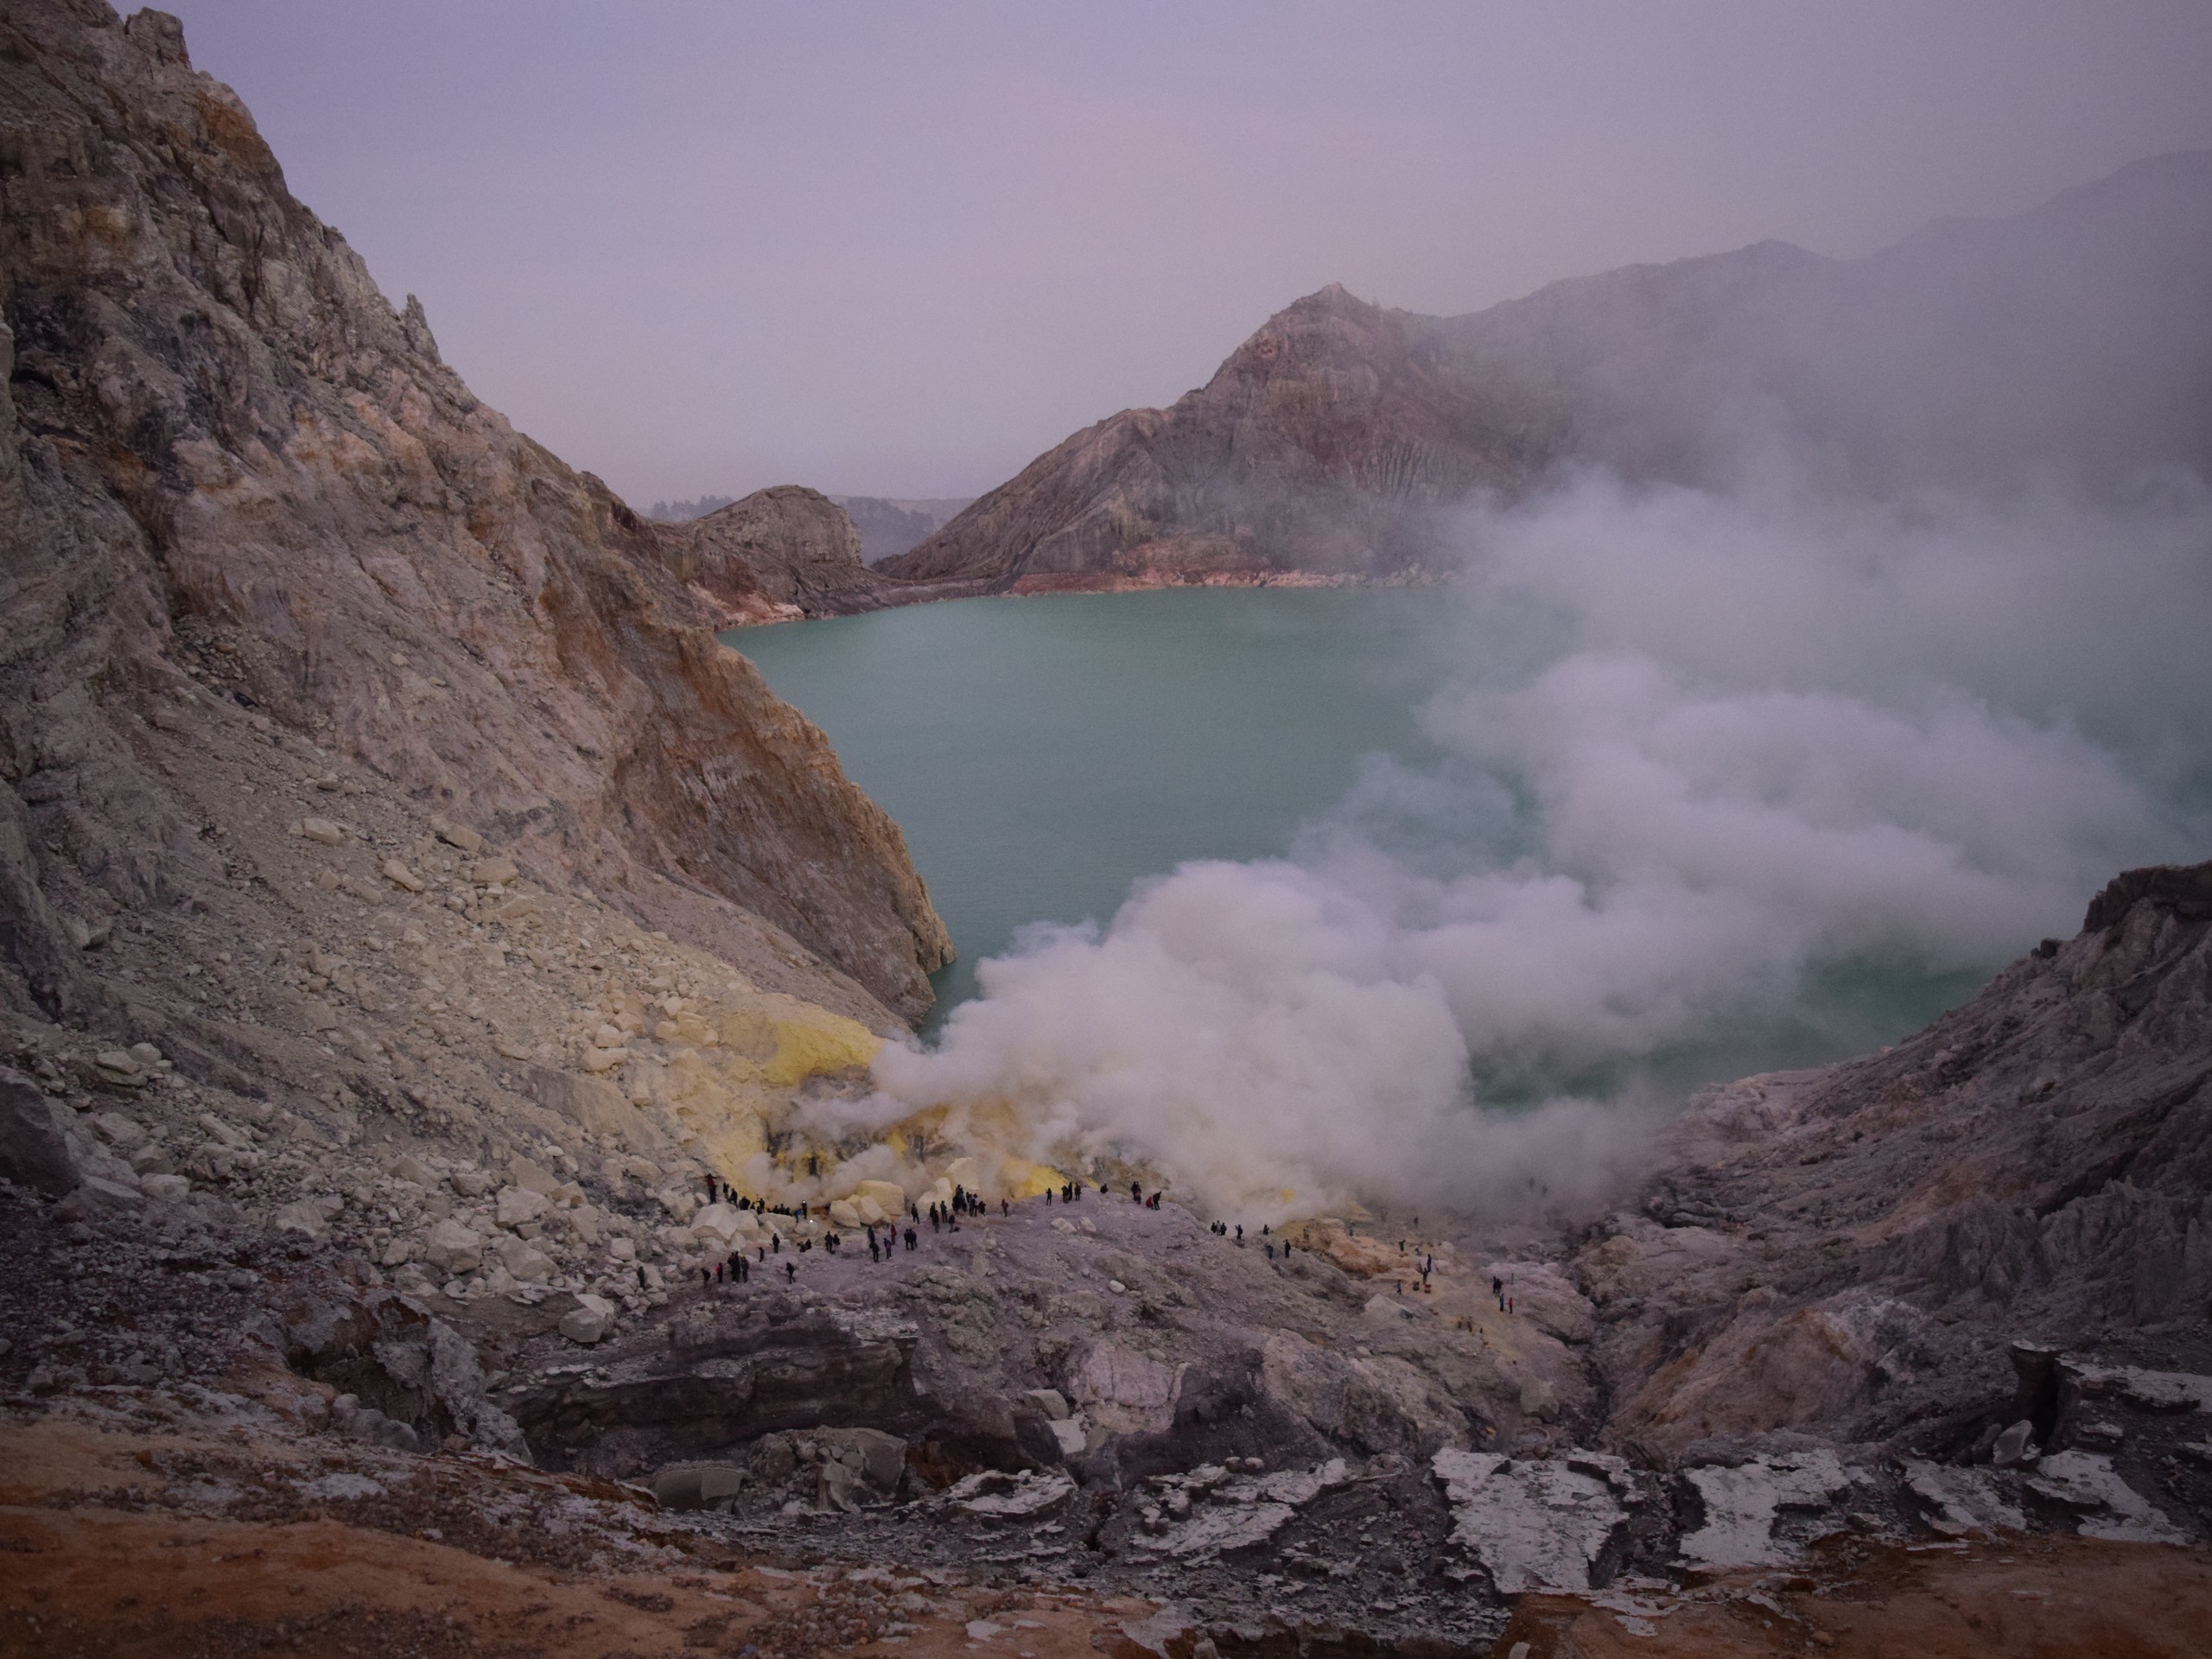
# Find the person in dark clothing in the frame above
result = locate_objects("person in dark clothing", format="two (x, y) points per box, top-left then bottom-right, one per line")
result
(905, 1226), (918, 1251)
(869, 1234), (880, 1262)
(785, 1261), (797, 1282)
(701, 1267), (712, 1287)
(1131, 1181), (1142, 1202)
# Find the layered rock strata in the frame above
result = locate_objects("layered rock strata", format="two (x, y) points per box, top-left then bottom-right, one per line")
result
(650, 484), (897, 621)
(0, 1), (950, 1022)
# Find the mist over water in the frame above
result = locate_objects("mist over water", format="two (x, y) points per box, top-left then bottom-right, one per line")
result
(734, 459), (2209, 1221)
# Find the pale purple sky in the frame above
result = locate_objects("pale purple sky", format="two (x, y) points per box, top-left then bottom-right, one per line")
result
(164, 1), (2212, 506)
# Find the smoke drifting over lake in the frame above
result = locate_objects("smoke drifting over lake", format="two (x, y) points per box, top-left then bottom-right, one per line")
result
(842, 461), (2208, 1219)
(829, 156), (2212, 1222)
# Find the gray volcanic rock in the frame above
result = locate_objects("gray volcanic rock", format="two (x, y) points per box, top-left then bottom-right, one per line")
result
(1578, 859), (2212, 1462)
(0, 1), (948, 1020)
(885, 283), (1548, 589)
(653, 486), (894, 620)
(887, 153), (2212, 588)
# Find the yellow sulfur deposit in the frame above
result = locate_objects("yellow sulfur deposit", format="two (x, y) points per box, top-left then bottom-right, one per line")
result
(720, 999), (880, 1087)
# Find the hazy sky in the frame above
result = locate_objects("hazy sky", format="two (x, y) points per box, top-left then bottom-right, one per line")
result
(165, 1), (2212, 506)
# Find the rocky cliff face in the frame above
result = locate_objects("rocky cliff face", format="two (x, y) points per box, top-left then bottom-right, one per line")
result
(0, 2), (950, 1023)
(1580, 859), (2212, 1462)
(887, 153), (2212, 588)
(651, 485), (894, 621)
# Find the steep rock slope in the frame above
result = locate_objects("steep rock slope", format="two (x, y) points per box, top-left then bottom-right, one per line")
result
(884, 283), (1555, 588)
(1580, 860), (2212, 1460)
(651, 485), (893, 620)
(887, 152), (2212, 588)
(0, 3), (950, 1024)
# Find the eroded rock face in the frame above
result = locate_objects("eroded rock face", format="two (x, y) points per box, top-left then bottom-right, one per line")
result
(1579, 860), (2212, 1460)
(0, 0), (948, 1022)
(655, 486), (893, 620)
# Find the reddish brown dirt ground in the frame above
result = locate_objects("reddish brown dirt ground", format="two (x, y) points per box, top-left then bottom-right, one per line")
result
(1497, 1534), (2212, 1658)
(0, 1420), (1139, 1659)
(10, 1419), (2212, 1658)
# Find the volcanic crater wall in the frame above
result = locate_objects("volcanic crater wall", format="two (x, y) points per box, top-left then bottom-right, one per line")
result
(0, 2), (950, 1025)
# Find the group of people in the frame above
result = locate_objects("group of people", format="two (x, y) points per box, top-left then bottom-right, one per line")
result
(927, 1184), (995, 1232)
(683, 1166), (1358, 1297)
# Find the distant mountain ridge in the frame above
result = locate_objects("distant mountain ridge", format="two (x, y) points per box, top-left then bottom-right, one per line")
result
(831, 497), (975, 564)
(884, 151), (2212, 590)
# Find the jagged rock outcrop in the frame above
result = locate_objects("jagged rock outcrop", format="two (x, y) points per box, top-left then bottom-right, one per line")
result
(888, 152), (2212, 588)
(1579, 858), (2212, 1461)
(0, 2), (950, 1021)
(651, 485), (896, 621)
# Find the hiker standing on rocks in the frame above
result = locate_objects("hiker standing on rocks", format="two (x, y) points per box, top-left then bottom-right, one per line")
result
(785, 1261), (797, 1282)
(905, 1225), (918, 1251)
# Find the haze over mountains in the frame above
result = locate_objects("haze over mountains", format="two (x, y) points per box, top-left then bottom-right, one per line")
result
(886, 151), (2212, 591)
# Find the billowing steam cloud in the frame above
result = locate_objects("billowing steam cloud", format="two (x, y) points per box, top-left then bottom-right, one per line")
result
(833, 466), (2208, 1221)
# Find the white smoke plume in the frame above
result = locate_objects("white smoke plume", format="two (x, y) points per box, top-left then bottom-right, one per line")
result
(852, 466), (2209, 1222)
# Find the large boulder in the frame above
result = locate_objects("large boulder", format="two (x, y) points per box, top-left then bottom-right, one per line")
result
(423, 1219), (485, 1275)
(0, 1068), (79, 1196)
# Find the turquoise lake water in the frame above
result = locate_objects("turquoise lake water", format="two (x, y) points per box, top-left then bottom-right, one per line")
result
(729, 588), (1452, 1020)
(726, 588), (1992, 1085)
